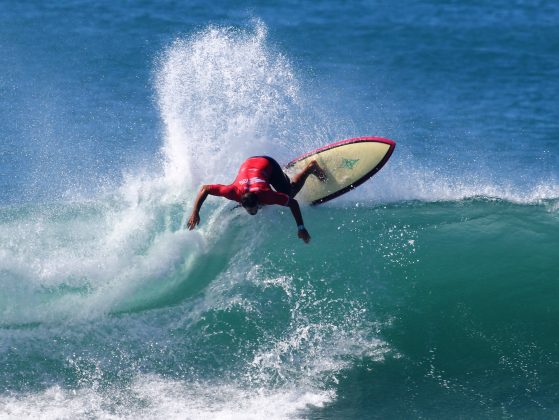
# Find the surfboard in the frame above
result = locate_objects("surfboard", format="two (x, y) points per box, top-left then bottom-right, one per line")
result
(285, 136), (396, 205)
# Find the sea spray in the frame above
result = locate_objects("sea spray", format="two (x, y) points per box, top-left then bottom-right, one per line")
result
(156, 22), (302, 190)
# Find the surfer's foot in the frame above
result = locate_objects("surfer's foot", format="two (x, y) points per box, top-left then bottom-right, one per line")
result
(309, 160), (327, 182)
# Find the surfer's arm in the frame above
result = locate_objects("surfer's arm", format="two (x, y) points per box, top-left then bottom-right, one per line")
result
(187, 185), (210, 230)
(288, 198), (311, 244)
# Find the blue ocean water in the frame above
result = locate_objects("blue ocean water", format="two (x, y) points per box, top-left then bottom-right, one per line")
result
(1, 1), (558, 418)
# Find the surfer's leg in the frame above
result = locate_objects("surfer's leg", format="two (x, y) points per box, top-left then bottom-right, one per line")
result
(266, 157), (294, 196)
(290, 160), (326, 197)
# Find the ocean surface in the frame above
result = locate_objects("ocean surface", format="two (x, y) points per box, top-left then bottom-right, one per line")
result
(1, 1), (558, 418)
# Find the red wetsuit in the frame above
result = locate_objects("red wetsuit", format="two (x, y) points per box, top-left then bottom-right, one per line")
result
(206, 157), (290, 206)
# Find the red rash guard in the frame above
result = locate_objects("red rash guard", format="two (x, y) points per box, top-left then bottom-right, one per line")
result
(206, 157), (290, 206)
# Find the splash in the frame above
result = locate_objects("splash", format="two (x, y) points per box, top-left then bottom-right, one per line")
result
(156, 22), (301, 190)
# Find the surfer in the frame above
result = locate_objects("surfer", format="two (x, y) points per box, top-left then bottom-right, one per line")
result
(186, 156), (326, 243)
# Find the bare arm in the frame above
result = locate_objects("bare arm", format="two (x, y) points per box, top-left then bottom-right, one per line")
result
(288, 198), (311, 243)
(187, 185), (210, 230)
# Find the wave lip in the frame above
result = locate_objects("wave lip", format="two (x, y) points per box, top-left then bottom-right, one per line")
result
(355, 161), (559, 206)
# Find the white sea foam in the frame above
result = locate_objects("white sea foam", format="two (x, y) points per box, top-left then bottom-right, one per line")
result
(0, 236), (389, 418)
(0, 374), (334, 420)
(334, 156), (559, 206)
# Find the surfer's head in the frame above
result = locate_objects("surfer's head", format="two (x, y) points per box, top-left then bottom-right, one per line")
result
(241, 192), (259, 215)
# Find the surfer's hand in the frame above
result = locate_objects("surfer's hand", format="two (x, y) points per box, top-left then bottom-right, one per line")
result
(298, 228), (311, 244)
(187, 211), (200, 230)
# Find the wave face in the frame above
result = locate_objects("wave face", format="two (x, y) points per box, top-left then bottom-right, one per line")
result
(2, 198), (558, 418)
(1, 2), (559, 418)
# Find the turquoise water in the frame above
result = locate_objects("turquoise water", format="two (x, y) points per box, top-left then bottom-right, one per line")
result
(1, 1), (558, 418)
